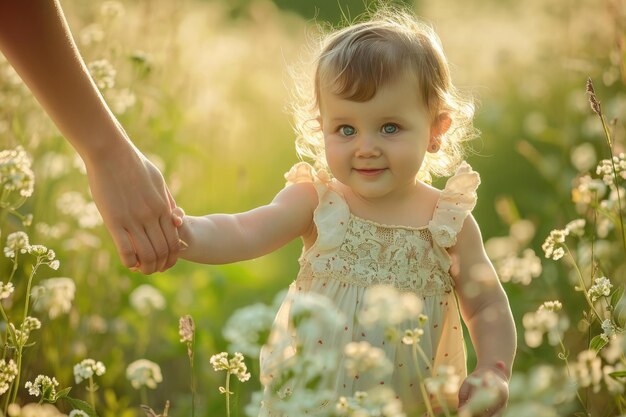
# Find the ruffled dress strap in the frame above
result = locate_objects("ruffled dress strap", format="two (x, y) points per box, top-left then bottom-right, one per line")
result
(284, 162), (350, 252)
(427, 161), (481, 248)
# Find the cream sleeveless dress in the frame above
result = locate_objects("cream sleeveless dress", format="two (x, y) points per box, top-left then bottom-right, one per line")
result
(259, 161), (481, 416)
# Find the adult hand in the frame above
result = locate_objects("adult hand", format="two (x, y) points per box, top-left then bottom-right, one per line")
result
(86, 146), (181, 274)
(457, 367), (509, 417)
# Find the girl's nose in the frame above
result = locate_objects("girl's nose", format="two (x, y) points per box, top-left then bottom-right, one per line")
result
(354, 134), (381, 158)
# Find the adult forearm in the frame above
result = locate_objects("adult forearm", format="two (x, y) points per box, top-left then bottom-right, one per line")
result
(0, 0), (129, 161)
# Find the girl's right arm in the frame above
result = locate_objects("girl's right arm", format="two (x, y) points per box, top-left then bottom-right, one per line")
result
(177, 182), (318, 264)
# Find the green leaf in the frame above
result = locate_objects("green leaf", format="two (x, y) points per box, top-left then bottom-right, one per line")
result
(609, 370), (626, 379)
(55, 387), (72, 400)
(63, 396), (100, 417)
(611, 285), (625, 307)
(589, 335), (608, 352)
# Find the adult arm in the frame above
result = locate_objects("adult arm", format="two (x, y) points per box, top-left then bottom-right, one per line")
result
(451, 214), (517, 417)
(0, 0), (180, 274)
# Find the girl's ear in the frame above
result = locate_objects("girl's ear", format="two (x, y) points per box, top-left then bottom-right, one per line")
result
(428, 113), (452, 153)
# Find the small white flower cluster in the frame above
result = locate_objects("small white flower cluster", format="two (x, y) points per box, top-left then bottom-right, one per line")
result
(400, 314), (428, 346)
(4, 231), (29, 258)
(0, 281), (14, 300)
(56, 191), (103, 229)
(10, 317), (42, 347)
(87, 59), (116, 90)
(25, 375), (59, 400)
(73, 358), (106, 384)
(129, 284), (166, 316)
(522, 301), (569, 348)
(223, 301), (277, 357)
(359, 285), (422, 329)
(587, 276), (612, 302)
(336, 388), (406, 417)
(0, 359), (18, 395)
(425, 365), (462, 402)
(570, 350), (602, 393)
(565, 218), (586, 236)
(31, 277), (75, 319)
(126, 359), (163, 390)
(344, 342), (393, 379)
(497, 248), (542, 285)
(596, 153), (626, 186)
(541, 228), (569, 260)
(572, 174), (607, 208)
(0, 146), (35, 209)
(210, 352), (251, 383)
(3, 232), (60, 269)
(600, 319), (618, 343)
(107, 88), (137, 115)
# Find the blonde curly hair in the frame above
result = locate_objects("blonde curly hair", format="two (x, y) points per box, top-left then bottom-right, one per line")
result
(290, 7), (478, 181)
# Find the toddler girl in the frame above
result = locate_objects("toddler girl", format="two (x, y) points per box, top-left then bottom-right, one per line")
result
(173, 7), (515, 417)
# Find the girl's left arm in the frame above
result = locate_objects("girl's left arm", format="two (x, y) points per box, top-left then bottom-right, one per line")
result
(450, 213), (516, 416)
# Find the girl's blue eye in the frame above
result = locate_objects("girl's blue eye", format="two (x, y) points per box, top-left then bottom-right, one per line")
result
(339, 125), (356, 136)
(382, 123), (399, 134)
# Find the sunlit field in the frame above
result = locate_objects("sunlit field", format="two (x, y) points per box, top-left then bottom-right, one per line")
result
(1, 0), (625, 416)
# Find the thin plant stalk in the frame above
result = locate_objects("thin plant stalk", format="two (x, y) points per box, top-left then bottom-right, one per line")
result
(558, 338), (588, 415)
(9, 259), (43, 406)
(88, 376), (97, 411)
(188, 337), (196, 417)
(410, 344), (436, 417)
(224, 372), (231, 417)
(566, 246), (603, 322)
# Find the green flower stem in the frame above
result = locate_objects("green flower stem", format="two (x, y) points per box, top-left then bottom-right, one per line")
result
(9, 259), (41, 407)
(558, 338), (587, 412)
(88, 376), (96, 411)
(225, 372), (231, 417)
(598, 112), (626, 255)
(188, 339), (196, 417)
(566, 246), (602, 322)
(140, 386), (148, 408)
(411, 344), (436, 417)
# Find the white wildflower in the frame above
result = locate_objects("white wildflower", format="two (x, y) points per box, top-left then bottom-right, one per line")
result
(69, 410), (90, 417)
(565, 219), (586, 236)
(0, 359), (17, 395)
(223, 301), (276, 357)
(100, 1), (125, 18)
(523, 302), (569, 348)
(335, 387), (406, 417)
(31, 277), (76, 319)
(344, 342), (393, 379)
(129, 284), (166, 315)
(570, 350), (602, 393)
(541, 229), (569, 260)
(588, 276), (612, 302)
(496, 248), (542, 285)
(210, 352), (251, 383)
(0, 282), (14, 299)
(570, 142), (597, 173)
(25, 375), (59, 400)
(107, 88), (136, 115)
(600, 319), (618, 342)
(88, 59), (116, 90)
(0, 146), (35, 208)
(359, 285), (422, 328)
(73, 359), (106, 384)
(4, 231), (29, 258)
(126, 359), (162, 389)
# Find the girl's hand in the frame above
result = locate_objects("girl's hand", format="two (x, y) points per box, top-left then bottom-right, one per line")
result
(457, 366), (509, 417)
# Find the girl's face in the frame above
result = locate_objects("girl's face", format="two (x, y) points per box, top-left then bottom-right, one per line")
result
(320, 76), (444, 204)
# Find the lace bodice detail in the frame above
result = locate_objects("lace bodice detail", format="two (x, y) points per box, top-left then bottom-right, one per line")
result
(285, 161), (480, 296)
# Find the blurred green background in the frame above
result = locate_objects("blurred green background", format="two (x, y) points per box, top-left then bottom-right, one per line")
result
(0, 0), (624, 415)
